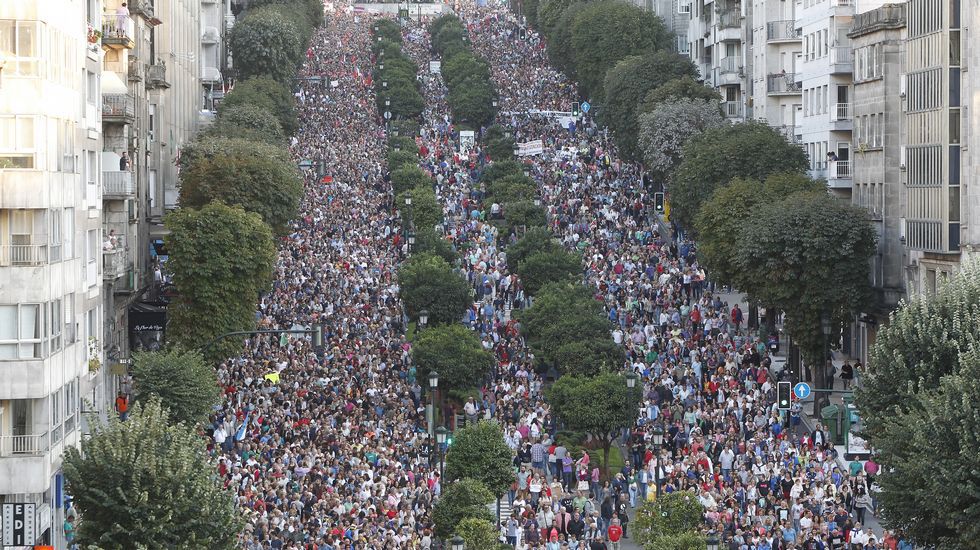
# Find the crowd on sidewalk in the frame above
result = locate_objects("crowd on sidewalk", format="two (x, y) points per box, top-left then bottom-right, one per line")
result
(199, 2), (910, 550)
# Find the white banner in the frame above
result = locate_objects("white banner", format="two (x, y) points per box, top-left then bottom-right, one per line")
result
(516, 139), (544, 156)
(459, 130), (476, 154)
(429, 61), (441, 74)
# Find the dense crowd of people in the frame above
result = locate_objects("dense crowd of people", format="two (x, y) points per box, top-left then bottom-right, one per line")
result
(203, 2), (907, 549)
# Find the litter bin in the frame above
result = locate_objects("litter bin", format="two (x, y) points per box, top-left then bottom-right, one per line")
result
(821, 404), (843, 445)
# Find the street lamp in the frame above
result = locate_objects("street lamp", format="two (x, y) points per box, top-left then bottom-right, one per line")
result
(706, 531), (720, 550)
(385, 99), (391, 107)
(523, 166), (530, 178)
(435, 426), (449, 481)
(625, 371), (638, 389)
(818, 313), (833, 413)
(492, 99), (498, 108)
(450, 535), (465, 550)
(419, 309), (429, 329)
(533, 198), (541, 207)
(652, 424), (664, 497)
(408, 232), (416, 247)
(379, 63), (385, 70)
(383, 80), (388, 88)
(394, 144), (401, 152)
(405, 196), (412, 206)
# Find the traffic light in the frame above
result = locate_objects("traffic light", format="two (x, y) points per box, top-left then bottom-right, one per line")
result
(572, 102), (580, 117)
(654, 192), (665, 213)
(777, 381), (792, 410)
(519, 27), (527, 40)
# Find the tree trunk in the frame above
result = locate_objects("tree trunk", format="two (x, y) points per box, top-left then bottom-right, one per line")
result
(602, 440), (612, 481)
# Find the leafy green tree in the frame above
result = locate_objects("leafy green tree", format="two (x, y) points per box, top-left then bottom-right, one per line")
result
(456, 517), (502, 550)
(502, 201), (548, 236)
(448, 75), (496, 127)
(602, 53), (699, 161)
(388, 149), (419, 171)
(399, 185), (443, 234)
(855, 263), (980, 547)
(569, 1), (671, 101)
(670, 121), (809, 229)
(373, 18), (402, 44)
(164, 203), (276, 360)
(377, 81), (425, 120)
(537, 0), (576, 39)
(551, 338), (625, 377)
(412, 324), (493, 392)
(522, 0), (542, 28)
(641, 532), (707, 550)
(446, 421), (515, 497)
(482, 160), (524, 183)
(391, 165), (433, 196)
(219, 76), (298, 136)
(247, 0), (322, 33)
(637, 99), (727, 186)
(506, 226), (562, 271)
(229, 7), (302, 83)
(520, 282), (614, 369)
(483, 126), (516, 161)
(546, 1), (590, 78)
(639, 75), (721, 114)
(487, 174), (536, 205)
(398, 253), (471, 326)
(430, 15), (464, 48)
(443, 51), (491, 89)
(433, 478), (495, 539)
(695, 174), (824, 287)
(63, 399), (242, 548)
(389, 136), (418, 154)
(734, 193), (875, 384)
(207, 103), (285, 144)
(546, 373), (641, 477)
(177, 136), (303, 233)
(414, 227), (458, 264)
(633, 491), (704, 545)
(130, 349), (221, 426)
(517, 249), (582, 295)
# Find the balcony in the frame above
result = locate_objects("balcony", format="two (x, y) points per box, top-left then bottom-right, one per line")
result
(103, 248), (128, 281)
(128, 57), (143, 82)
(767, 20), (801, 42)
(722, 101), (743, 119)
(101, 14), (135, 49)
(130, 0), (156, 20)
(717, 9), (741, 28)
(103, 170), (135, 198)
(0, 245), (48, 267)
(829, 47), (853, 73)
(829, 102), (853, 131)
(202, 26), (220, 44)
(202, 66), (222, 84)
(766, 73), (801, 95)
(103, 93), (135, 124)
(827, 160), (852, 187)
(0, 433), (49, 457)
(146, 63), (171, 89)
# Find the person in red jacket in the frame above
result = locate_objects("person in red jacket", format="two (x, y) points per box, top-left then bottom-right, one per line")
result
(607, 518), (624, 550)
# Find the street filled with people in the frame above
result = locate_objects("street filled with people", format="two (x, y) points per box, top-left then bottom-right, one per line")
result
(206, 3), (900, 549)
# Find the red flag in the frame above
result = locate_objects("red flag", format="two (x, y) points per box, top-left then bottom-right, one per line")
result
(321, 176), (333, 183)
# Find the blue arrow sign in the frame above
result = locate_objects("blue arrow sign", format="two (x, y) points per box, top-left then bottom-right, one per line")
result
(580, 101), (591, 113)
(793, 382), (811, 400)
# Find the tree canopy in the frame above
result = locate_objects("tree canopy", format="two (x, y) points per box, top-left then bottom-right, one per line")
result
(637, 98), (727, 184)
(602, 52), (699, 161)
(398, 253), (471, 326)
(516, 249), (582, 295)
(506, 226), (562, 271)
(456, 517), (502, 550)
(634, 491), (705, 547)
(734, 192), (876, 369)
(546, 372), (642, 476)
(399, 185), (443, 234)
(502, 200), (548, 236)
(229, 7), (303, 83)
(412, 324), (494, 392)
(445, 420), (515, 498)
(568, 1), (671, 101)
(130, 349), (221, 426)
(177, 136), (304, 233)
(669, 121), (809, 229)
(482, 126), (516, 161)
(219, 76), (298, 136)
(639, 75), (721, 114)
(164, 203), (276, 360)
(206, 103), (285, 144)
(432, 478), (495, 539)
(391, 165), (433, 196)
(520, 282), (617, 373)
(63, 399), (242, 548)
(855, 262), (980, 547)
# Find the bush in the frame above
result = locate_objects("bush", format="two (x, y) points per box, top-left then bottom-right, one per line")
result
(398, 253), (471, 326)
(391, 165), (433, 196)
(219, 76), (298, 136)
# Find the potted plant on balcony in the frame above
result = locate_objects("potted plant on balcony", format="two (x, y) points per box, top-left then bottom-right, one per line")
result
(88, 337), (102, 373)
(87, 24), (103, 44)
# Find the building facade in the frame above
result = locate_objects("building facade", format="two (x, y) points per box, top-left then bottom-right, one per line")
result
(687, 0), (747, 122)
(0, 1), (102, 546)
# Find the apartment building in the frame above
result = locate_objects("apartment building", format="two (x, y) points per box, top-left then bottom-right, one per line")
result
(746, 0), (802, 135)
(847, 3), (905, 362)
(0, 1), (102, 546)
(201, 0), (229, 112)
(687, 0), (746, 122)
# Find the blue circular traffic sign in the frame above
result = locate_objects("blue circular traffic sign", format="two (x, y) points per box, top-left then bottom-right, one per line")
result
(793, 382), (811, 399)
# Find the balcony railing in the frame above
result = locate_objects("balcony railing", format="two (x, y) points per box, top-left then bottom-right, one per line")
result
(103, 93), (135, 122)
(717, 9), (742, 28)
(767, 73), (801, 94)
(0, 433), (49, 456)
(202, 26), (220, 44)
(0, 244), (48, 267)
(103, 170), (135, 197)
(718, 56), (742, 74)
(722, 101), (743, 118)
(830, 160), (852, 179)
(101, 14), (135, 49)
(146, 63), (170, 89)
(830, 47), (853, 66)
(767, 20), (801, 41)
(104, 248), (128, 280)
(128, 57), (143, 81)
(831, 102), (851, 121)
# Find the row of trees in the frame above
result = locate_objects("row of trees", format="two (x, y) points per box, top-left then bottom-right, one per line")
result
(374, 19), (425, 119)
(165, 2), (318, 360)
(430, 15), (497, 127)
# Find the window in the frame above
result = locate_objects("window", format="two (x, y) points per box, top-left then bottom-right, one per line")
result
(63, 208), (73, 260)
(0, 20), (41, 76)
(65, 293), (76, 345)
(55, 119), (75, 173)
(0, 115), (36, 168)
(48, 299), (62, 353)
(49, 209), (62, 261)
(51, 387), (63, 444)
(64, 378), (78, 435)
(0, 304), (42, 360)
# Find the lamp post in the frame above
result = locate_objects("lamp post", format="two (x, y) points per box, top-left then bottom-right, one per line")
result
(419, 309), (429, 330)
(407, 231), (416, 252)
(435, 425), (448, 482)
(706, 531), (720, 550)
(429, 369), (439, 436)
(652, 424), (664, 498)
(625, 371), (638, 389)
(818, 313), (833, 414)
(450, 535), (465, 550)
(533, 198), (541, 207)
